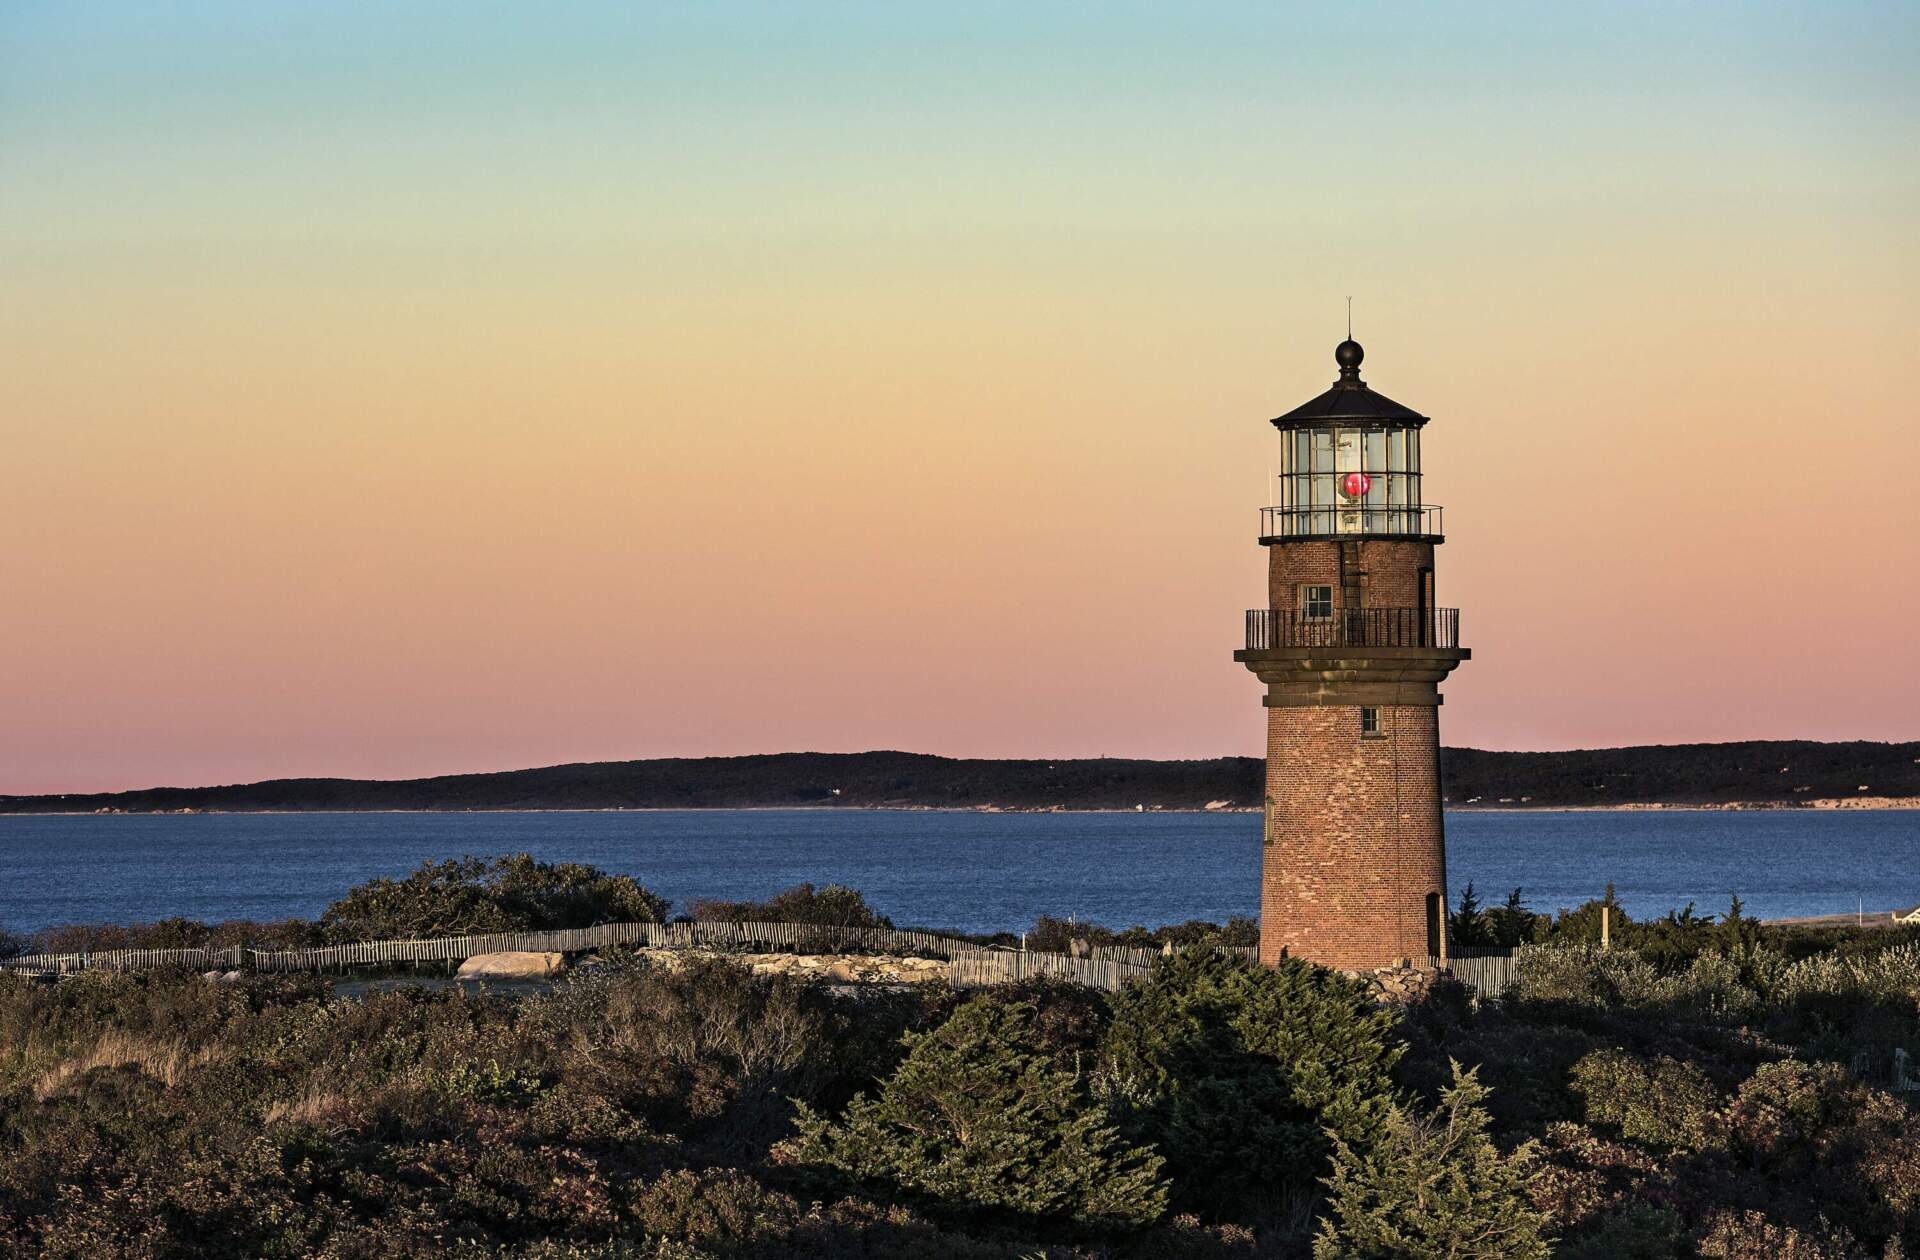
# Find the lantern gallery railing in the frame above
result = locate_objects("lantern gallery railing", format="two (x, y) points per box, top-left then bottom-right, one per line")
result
(1244, 607), (1460, 651)
(1258, 504), (1443, 541)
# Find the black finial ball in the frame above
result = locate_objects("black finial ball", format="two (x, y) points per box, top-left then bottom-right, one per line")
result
(1335, 339), (1364, 370)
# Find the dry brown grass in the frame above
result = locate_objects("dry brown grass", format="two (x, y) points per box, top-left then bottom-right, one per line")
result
(262, 1080), (356, 1127)
(32, 1029), (216, 1100)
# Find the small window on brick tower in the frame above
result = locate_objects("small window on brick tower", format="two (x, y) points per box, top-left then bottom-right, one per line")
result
(1360, 707), (1383, 738)
(1301, 585), (1334, 620)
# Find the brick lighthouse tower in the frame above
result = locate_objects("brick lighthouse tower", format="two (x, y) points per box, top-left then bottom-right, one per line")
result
(1234, 337), (1468, 972)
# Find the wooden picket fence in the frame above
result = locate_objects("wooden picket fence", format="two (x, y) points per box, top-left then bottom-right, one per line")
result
(948, 952), (1150, 990)
(1081, 942), (1261, 968)
(1425, 948), (1519, 997)
(0, 921), (1510, 997)
(0, 920), (1003, 978)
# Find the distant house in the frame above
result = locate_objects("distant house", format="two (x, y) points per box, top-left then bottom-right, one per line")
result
(1893, 906), (1920, 924)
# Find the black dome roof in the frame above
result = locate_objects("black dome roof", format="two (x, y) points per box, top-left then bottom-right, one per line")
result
(1270, 340), (1428, 429)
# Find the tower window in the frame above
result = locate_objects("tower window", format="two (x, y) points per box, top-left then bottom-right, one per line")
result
(1300, 585), (1334, 620)
(1360, 707), (1383, 737)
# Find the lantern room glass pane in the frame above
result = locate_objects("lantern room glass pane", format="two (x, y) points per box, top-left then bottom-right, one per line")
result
(1334, 429), (1362, 472)
(1269, 425), (1432, 536)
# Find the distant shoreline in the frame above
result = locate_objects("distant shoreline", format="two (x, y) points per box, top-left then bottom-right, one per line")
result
(4, 803), (1919, 818)
(6, 743), (1917, 816)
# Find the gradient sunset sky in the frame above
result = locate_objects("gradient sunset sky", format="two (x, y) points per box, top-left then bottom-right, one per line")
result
(3, 3), (1916, 794)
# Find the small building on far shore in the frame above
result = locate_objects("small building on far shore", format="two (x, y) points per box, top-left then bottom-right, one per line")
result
(1892, 905), (1920, 924)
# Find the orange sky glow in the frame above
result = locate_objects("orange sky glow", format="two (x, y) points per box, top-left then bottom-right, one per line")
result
(3, 4), (1916, 793)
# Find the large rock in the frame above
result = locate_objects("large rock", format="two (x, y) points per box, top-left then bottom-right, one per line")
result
(1364, 962), (1449, 1005)
(456, 951), (564, 980)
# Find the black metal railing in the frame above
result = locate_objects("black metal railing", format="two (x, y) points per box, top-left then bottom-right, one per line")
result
(1259, 504), (1443, 540)
(1244, 607), (1460, 651)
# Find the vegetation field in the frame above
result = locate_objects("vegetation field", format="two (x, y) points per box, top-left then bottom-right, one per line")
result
(3, 857), (1919, 1258)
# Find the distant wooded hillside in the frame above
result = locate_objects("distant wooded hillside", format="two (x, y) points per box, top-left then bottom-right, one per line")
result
(4, 741), (1917, 813)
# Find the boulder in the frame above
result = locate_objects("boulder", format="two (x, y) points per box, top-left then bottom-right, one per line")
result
(456, 951), (564, 980)
(1364, 962), (1447, 1005)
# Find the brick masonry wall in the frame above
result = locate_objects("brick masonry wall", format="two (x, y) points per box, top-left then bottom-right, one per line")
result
(1268, 540), (1435, 610)
(1260, 702), (1448, 970)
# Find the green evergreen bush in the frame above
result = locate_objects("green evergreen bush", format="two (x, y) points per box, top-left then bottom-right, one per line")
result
(1450, 882), (1491, 947)
(1313, 1063), (1552, 1260)
(1098, 947), (1402, 1221)
(1487, 888), (1549, 947)
(781, 994), (1166, 1229)
(320, 854), (667, 941)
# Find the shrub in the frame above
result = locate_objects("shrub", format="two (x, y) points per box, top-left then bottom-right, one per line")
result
(319, 854), (667, 941)
(1313, 1062), (1552, 1260)
(30, 916), (324, 954)
(629, 1168), (795, 1249)
(1149, 917), (1261, 949)
(573, 956), (836, 1152)
(782, 994), (1167, 1229)
(1676, 950), (1771, 1019)
(1569, 1049), (1724, 1151)
(1488, 888), (1550, 947)
(1099, 947), (1402, 1221)
(1396, 992), (1603, 1134)
(1451, 882), (1492, 947)
(1724, 1059), (1839, 1164)
(1549, 886), (1632, 946)
(1775, 942), (1920, 1005)
(689, 883), (892, 930)
(1556, 1203), (1687, 1260)
(1721, 1058), (1904, 1172)
(1025, 914), (1102, 953)
(998, 976), (1112, 1070)
(1695, 1209), (1861, 1260)
(435, 1058), (545, 1106)
(1022, 914), (1256, 955)
(1504, 945), (1669, 1008)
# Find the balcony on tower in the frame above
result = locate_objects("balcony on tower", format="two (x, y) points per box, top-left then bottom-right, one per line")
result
(1261, 338), (1443, 543)
(1244, 606), (1460, 652)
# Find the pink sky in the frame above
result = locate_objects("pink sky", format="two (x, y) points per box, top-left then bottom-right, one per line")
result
(3, 4), (1916, 793)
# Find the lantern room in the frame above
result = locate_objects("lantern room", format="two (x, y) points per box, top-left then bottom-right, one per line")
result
(1263, 339), (1441, 542)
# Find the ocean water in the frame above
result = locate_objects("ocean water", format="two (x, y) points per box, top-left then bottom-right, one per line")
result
(2, 809), (1917, 935)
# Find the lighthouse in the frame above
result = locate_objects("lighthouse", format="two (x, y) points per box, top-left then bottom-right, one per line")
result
(1234, 338), (1469, 972)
